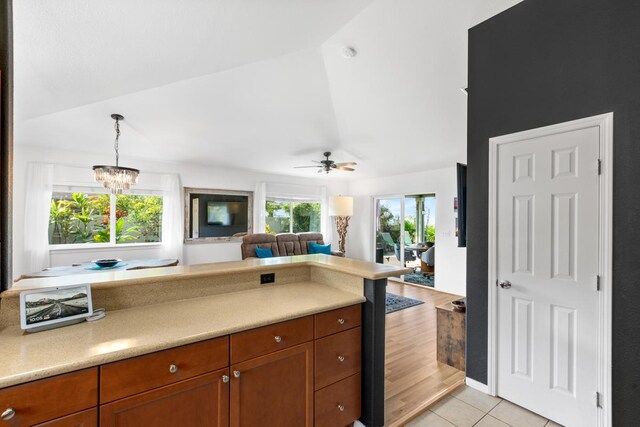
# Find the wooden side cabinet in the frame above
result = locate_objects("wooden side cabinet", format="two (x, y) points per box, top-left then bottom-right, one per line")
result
(100, 369), (229, 427)
(436, 301), (466, 371)
(230, 342), (314, 427)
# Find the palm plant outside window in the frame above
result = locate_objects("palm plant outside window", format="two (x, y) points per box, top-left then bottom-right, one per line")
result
(48, 191), (163, 245)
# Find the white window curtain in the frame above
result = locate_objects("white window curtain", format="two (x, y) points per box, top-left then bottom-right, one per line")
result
(160, 174), (184, 263)
(253, 181), (266, 233)
(24, 163), (54, 274)
(320, 186), (330, 243)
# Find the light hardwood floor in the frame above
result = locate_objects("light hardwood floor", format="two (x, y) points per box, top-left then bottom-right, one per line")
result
(385, 280), (466, 427)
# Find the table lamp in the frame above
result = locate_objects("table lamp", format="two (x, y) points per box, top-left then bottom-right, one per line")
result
(329, 196), (354, 255)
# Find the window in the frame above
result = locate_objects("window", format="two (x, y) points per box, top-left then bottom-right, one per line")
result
(265, 199), (320, 235)
(48, 190), (163, 246)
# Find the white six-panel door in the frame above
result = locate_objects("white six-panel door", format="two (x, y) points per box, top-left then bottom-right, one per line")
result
(494, 122), (601, 426)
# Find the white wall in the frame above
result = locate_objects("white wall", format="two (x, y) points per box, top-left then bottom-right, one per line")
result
(346, 166), (466, 296)
(13, 144), (349, 279)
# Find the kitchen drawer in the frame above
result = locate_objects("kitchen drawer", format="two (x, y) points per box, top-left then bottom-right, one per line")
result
(314, 373), (361, 427)
(0, 368), (98, 426)
(230, 316), (313, 364)
(314, 327), (361, 390)
(36, 408), (97, 427)
(100, 336), (229, 403)
(314, 304), (361, 339)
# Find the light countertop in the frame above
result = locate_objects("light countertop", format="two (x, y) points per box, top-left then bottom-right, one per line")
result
(0, 281), (365, 388)
(10, 254), (412, 292)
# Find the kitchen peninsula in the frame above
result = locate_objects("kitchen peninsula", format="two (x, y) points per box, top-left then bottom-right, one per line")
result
(0, 254), (410, 427)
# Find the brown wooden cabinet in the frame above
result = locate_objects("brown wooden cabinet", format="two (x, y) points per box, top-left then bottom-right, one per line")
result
(0, 368), (98, 427)
(0, 304), (363, 427)
(35, 409), (98, 427)
(100, 369), (229, 427)
(230, 342), (314, 427)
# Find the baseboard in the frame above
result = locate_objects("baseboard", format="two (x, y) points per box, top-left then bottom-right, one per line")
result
(354, 421), (366, 427)
(465, 377), (490, 394)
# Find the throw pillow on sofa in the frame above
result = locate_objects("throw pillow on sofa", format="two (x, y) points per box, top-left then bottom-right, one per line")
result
(309, 242), (331, 255)
(255, 247), (273, 258)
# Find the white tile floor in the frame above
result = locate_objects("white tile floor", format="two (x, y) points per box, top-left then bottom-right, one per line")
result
(405, 385), (564, 427)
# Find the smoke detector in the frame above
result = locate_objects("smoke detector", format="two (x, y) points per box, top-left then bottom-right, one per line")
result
(342, 46), (357, 59)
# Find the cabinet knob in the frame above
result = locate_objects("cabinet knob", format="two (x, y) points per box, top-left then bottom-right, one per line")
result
(222, 374), (230, 383)
(1, 408), (15, 421)
(337, 404), (345, 412)
(233, 370), (241, 378)
(274, 335), (282, 343)
(169, 364), (178, 374)
(338, 355), (345, 363)
(337, 318), (345, 325)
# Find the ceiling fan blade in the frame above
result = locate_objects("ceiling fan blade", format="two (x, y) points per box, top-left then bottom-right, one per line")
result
(335, 166), (355, 171)
(334, 162), (357, 167)
(294, 165), (322, 168)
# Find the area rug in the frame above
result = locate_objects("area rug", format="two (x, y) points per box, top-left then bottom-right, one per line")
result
(403, 272), (435, 288)
(386, 292), (424, 314)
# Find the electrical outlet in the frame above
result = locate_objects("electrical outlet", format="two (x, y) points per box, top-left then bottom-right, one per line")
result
(260, 273), (275, 284)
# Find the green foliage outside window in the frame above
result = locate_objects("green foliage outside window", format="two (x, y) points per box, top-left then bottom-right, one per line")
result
(48, 192), (162, 245)
(265, 200), (320, 235)
(376, 204), (436, 247)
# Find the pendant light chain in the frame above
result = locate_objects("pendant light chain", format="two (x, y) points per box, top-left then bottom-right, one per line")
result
(114, 117), (121, 167)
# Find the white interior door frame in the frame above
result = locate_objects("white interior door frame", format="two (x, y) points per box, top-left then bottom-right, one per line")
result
(487, 113), (613, 426)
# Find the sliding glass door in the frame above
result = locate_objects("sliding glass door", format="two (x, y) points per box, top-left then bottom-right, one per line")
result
(374, 194), (436, 284)
(374, 197), (403, 267)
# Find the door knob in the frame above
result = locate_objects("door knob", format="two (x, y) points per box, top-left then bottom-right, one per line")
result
(498, 280), (512, 289)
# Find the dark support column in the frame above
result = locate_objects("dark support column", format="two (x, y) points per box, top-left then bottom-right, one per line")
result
(0, 0), (13, 291)
(361, 277), (387, 427)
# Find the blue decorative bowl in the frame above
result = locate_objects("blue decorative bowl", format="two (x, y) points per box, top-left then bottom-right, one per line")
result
(93, 258), (122, 268)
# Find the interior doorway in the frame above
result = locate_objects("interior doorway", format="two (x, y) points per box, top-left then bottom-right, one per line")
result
(488, 113), (613, 426)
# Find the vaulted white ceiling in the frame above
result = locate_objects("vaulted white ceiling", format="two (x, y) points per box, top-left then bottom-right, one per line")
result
(14, 0), (523, 179)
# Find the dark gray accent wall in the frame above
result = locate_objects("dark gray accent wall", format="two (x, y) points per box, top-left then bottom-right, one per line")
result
(0, 0), (13, 291)
(467, 0), (640, 423)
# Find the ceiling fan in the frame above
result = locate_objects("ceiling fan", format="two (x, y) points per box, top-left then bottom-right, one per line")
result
(294, 152), (357, 174)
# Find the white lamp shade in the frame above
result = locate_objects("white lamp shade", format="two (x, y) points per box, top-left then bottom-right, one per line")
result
(329, 196), (354, 216)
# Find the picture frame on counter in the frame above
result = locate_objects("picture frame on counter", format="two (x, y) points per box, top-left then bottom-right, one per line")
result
(20, 284), (94, 332)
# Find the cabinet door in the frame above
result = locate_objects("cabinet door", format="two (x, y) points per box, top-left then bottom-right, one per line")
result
(36, 408), (97, 427)
(100, 369), (229, 427)
(230, 342), (313, 427)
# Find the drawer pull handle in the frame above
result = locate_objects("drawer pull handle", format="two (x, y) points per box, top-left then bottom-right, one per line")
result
(169, 364), (178, 374)
(1, 408), (15, 421)
(337, 404), (345, 412)
(338, 355), (345, 363)
(222, 374), (230, 383)
(337, 318), (345, 325)
(274, 335), (282, 343)
(233, 370), (241, 378)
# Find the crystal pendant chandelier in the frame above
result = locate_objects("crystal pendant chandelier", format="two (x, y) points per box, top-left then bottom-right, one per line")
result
(93, 114), (139, 194)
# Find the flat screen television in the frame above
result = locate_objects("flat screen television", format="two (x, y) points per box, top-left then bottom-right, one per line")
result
(456, 163), (467, 247)
(187, 189), (252, 241)
(207, 201), (244, 226)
